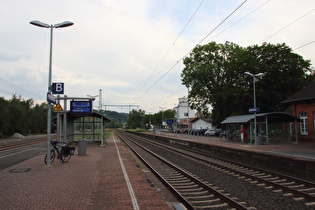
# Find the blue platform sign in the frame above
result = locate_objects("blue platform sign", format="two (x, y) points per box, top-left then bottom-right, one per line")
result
(52, 83), (64, 94)
(70, 101), (92, 113)
(249, 107), (260, 113)
(166, 119), (173, 124)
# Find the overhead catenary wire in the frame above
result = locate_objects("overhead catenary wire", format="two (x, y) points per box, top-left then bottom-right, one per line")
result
(294, 40), (315, 50)
(0, 78), (43, 101)
(196, 0), (247, 46)
(132, 0), (248, 106)
(262, 8), (315, 42)
(132, 0), (205, 101)
(156, 0), (274, 111)
(207, 0), (271, 42)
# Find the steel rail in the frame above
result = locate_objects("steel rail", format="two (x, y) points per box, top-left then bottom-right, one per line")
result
(130, 131), (315, 202)
(115, 130), (249, 210)
(0, 139), (46, 151)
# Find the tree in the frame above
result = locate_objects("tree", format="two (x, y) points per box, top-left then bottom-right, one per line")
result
(148, 109), (176, 128)
(0, 95), (48, 137)
(126, 109), (146, 129)
(0, 97), (10, 136)
(181, 41), (315, 125)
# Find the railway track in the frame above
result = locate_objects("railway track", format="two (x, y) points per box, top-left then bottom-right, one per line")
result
(115, 130), (315, 209)
(0, 138), (46, 152)
(140, 133), (315, 203)
(115, 130), (250, 209)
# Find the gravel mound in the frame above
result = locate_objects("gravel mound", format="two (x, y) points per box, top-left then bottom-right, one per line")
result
(10, 133), (25, 139)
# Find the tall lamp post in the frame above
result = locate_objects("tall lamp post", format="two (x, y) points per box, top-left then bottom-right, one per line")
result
(30, 20), (73, 166)
(159, 107), (166, 131)
(244, 72), (263, 146)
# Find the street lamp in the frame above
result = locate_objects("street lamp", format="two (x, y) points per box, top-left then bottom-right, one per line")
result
(244, 72), (263, 146)
(30, 20), (73, 166)
(159, 107), (166, 130)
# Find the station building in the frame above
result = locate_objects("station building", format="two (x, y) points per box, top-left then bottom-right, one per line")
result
(282, 82), (315, 142)
(173, 97), (196, 129)
(221, 82), (315, 144)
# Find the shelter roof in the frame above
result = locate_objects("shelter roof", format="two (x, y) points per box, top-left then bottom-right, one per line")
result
(54, 110), (111, 122)
(221, 112), (299, 124)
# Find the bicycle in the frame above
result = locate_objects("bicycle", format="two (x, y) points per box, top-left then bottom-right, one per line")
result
(44, 140), (75, 165)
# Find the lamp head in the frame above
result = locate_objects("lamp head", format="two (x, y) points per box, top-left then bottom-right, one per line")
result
(255, 73), (264, 77)
(30, 20), (50, 28)
(30, 20), (74, 28)
(54, 21), (74, 28)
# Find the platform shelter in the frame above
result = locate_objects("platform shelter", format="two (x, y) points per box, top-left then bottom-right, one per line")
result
(55, 111), (110, 145)
(221, 112), (300, 144)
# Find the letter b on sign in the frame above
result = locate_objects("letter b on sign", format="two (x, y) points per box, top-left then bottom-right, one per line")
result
(52, 83), (64, 94)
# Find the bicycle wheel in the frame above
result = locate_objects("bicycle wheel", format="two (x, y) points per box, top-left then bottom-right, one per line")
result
(61, 152), (71, 163)
(44, 149), (56, 165)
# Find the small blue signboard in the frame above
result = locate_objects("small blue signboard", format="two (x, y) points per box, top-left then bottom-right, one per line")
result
(249, 107), (260, 113)
(184, 113), (188, 116)
(166, 119), (173, 124)
(70, 101), (92, 113)
(47, 93), (57, 104)
(52, 83), (64, 94)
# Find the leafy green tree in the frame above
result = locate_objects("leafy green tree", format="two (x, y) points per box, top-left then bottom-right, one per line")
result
(149, 109), (176, 128)
(181, 41), (314, 125)
(0, 97), (10, 136)
(30, 103), (47, 133)
(126, 109), (145, 129)
(0, 95), (48, 137)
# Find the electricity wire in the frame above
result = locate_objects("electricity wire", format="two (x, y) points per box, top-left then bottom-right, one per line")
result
(208, 0), (271, 42)
(262, 8), (315, 42)
(0, 78), (43, 100)
(294, 40), (315, 50)
(132, 0), (248, 106)
(132, 0), (205, 101)
(196, 0), (247, 46)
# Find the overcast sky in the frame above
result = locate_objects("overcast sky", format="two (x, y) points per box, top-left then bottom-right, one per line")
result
(1, 0), (315, 113)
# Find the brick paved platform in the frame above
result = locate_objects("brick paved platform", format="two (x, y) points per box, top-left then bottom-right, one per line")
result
(0, 132), (178, 210)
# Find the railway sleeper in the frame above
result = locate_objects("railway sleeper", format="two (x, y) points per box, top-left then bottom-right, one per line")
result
(299, 187), (315, 192)
(185, 194), (215, 199)
(246, 171), (261, 175)
(176, 186), (203, 191)
(164, 175), (185, 180)
(171, 182), (196, 187)
(170, 180), (195, 184)
(165, 176), (186, 181)
(264, 177), (280, 181)
(180, 190), (210, 195)
(190, 198), (221, 204)
(306, 202), (315, 207)
(194, 202), (228, 209)
(251, 172), (266, 177)
(280, 181), (296, 186)
(256, 174), (272, 178)
(271, 178), (287, 183)
(288, 184), (305, 188)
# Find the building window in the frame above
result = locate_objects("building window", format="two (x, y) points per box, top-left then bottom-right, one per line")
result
(299, 112), (308, 135)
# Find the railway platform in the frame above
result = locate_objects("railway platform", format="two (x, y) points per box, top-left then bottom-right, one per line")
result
(0, 132), (180, 210)
(1, 130), (314, 209)
(154, 132), (315, 162)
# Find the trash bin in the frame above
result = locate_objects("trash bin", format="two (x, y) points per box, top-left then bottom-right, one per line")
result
(256, 135), (261, 145)
(78, 140), (86, 155)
